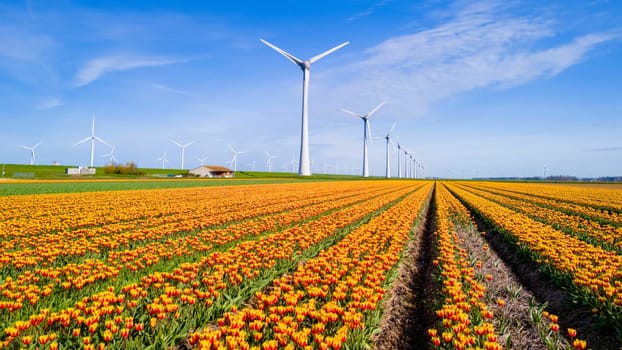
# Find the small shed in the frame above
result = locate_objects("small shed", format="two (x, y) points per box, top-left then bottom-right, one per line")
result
(66, 166), (96, 175)
(189, 165), (234, 178)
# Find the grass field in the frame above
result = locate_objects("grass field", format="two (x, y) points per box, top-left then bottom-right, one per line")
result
(0, 164), (375, 196)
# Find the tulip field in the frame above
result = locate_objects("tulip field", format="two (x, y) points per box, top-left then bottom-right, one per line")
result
(1, 179), (622, 349)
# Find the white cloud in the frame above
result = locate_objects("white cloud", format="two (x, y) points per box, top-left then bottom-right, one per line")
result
(151, 83), (198, 97)
(329, 1), (618, 115)
(75, 55), (187, 87)
(346, 0), (393, 22)
(36, 97), (63, 110)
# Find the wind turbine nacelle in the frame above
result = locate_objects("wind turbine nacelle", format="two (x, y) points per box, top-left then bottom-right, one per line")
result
(302, 61), (311, 70)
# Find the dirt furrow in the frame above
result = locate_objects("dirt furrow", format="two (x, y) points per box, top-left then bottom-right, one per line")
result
(374, 185), (437, 350)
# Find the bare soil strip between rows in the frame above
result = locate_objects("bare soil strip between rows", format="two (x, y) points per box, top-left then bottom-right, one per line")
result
(449, 185), (621, 349)
(374, 184), (437, 350)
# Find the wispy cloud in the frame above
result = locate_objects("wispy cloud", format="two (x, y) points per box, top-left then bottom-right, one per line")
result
(75, 55), (188, 87)
(346, 0), (392, 22)
(330, 0), (619, 114)
(585, 146), (622, 152)
(36, 97), (63, 110)
(151, 83), (198, 97)
(0, 25), (56, 62)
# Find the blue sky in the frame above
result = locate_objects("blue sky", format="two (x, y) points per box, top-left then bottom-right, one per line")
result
(1, 0), (621, 178)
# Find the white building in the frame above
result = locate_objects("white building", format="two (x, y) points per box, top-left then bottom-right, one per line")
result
(189, 165), (234, 178)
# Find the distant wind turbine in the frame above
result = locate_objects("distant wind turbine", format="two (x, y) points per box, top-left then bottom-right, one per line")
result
(18, 140), (43, 165)
(396, 137), (402, 179)
(265, 151), (278, 172)
(261, 38), (349, 176)
(156, 152), (169, 169)
(102, 145), (118, 164)
(341, 101), (385, 177)
(170, 140), (196, 169)
(384, 122), (397, 178)
(74, 117), (110, 167)
(228, 145), (246, 172)
(247, 160), (256, 171)
(403, 148), (409, 178)
(197, 156), (208, 166)
(288, 153), (298, 173)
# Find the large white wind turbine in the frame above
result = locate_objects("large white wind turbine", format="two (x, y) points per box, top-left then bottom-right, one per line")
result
(228, 145), (246, 172)
(383, 122), (397, 178)
(18, 140), (43, 165)
(341, 101), (385, 177)
(170, 140), (196, 170)
(156, 152), (169, 169)
(265, 151), (278, 172)
(102, 145), (118, 164)
(75, 117), (110, 167)
(260, 38), (349, 176)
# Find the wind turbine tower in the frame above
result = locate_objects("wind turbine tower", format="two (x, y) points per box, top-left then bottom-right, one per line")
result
(75, 117), (110, 167)
(170, 140), (196, 170)
(228, 145), (246, 172)
(18, 140), (43, 165)
(384, 122), (396, 178)
(341, 102), (385, 177)
(403, 149), (409, 178)
(156, 152), (169, 169)
(397, 139), (401, 179)
(265, 151), (278, 172)
(261, 38), (349, 176)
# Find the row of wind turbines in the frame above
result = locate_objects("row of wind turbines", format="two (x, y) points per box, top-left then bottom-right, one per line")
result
(18, 113), (422, 178)
(260, 38), (424, 178)
(17, 116), (297, 174)
(17, 38), (424, 178)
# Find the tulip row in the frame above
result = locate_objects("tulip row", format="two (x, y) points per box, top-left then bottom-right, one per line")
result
(1, 181), (423, 349)
(1, 183), (396, 317)
(462, 182), (622, 225)
(0, 183), (386, 271)
(189, 182), (433, 350)
(430, 183), (501, 350)
(446, 182), (622, 329)
(456, 183), (622, 251)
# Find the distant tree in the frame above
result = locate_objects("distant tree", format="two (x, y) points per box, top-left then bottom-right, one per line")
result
(104, 161), (144, 175)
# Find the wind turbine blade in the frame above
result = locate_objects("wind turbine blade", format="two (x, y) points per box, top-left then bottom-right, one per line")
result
(33, 140), (44, 149)
(184, 140), (197, 147)
(309, 41), (349, 64)
(389, 138), (396, 148)
(74, 137), (91, 146)
(340, 108), (362, 118)
(366, 120), (373, 144)
(367, 101), (385, 118)
(388, 121), (397, 135)
(260, 39), (303, 65)
(228, 145), (236, 153)
(94, 136), (111, 147)
(170, 139), (182, 147)
(18, 145), (30, 150)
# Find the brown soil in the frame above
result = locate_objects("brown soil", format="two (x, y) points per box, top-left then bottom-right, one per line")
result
(470, 214), (621, 349)
(373, 187), (437, 350)
(454, 224), (546, 349)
